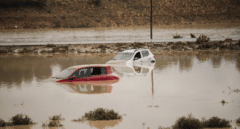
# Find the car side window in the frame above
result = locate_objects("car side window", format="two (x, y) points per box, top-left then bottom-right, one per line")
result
(134, 52), (141, 60)
(142, 50), (149, 57)
(89, 67), (107, 76)
(101, 67), (107, 74)
(70, 67), (107, 78)
(70, 68), (91, 78)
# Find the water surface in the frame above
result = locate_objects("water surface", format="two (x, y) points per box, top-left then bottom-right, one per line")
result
(0, 53), (240, 129)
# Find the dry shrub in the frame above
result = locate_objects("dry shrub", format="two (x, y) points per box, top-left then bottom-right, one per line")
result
(10, 114), (34, 125)
(202, 116), (231, 128)
(172, 114), (202, 129)
(49, 114), (64, 121)
(84, 108), (122, 121)
(173, 33), (183, 39)
(0, 119), (7, 127)
(236, 117), (240, 124)
(197, 34), (210, 44)
(190, 33), (196, 38)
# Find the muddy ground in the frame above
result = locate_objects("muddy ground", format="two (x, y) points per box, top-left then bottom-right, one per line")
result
(0, 0), (240, 29)
(0, 38), (240, 55)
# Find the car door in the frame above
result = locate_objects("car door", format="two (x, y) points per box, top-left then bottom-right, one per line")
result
(68, 68), (89, 82)
(133, 51), (143, 66)
(86, 67), (107, 81)
(141, 50), (151, 63)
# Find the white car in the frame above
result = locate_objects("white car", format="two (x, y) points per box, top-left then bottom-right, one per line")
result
(106, 49), (156, 66)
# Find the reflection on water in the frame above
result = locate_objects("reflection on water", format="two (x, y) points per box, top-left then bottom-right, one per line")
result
(0, 125), (34, 129)
(237, 57), (240, 72)
(85, 120), (122, 129)
(58, 82), (115, 94)
(73, 120), (122, 129)
(155, 56), (193, 72)
(211, 56), (222, 68)
(0, 53), (240, 129)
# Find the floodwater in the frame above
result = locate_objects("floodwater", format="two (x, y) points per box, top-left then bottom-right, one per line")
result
(0, 23), (240, 45)
(0, 53), (240, 129)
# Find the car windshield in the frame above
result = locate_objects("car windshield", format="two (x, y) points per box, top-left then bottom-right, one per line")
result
(112, 52), (134, 60)
(54, 68), (76, 79)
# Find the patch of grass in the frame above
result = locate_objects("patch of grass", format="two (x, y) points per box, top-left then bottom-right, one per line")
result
(172, 114), (202, 129)
(190, 33), (196, 38)
(49, 114), (64, 121)
(173, 33), (183, 39)
(10, 114), (35, 125)
(197, 34), (210, 44)
(202, 116), (231, 128)
(84, 108), (122, 121)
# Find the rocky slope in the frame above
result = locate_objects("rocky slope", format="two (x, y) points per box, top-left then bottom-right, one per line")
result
(0, 0), (240, 29)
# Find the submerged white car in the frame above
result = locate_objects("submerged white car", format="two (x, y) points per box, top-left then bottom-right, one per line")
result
(106, 49), (156, 66)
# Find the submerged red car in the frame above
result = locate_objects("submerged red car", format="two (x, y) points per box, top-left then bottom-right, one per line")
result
(53, 64), (119, 83)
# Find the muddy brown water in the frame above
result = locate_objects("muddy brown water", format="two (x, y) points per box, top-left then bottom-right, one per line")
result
(0, 53), (240, 129)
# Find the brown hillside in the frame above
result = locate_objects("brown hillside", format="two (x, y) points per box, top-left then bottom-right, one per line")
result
(0, 0), (240, 29)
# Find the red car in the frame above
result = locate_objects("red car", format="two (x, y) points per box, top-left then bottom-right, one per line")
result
(53, 64), (119, 83)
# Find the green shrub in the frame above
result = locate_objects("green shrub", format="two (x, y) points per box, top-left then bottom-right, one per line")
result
(202, 116), (231, 128)
(10, 114), (34, 125)
(84, 108), (122, 120)
(172, 114), (202, 129)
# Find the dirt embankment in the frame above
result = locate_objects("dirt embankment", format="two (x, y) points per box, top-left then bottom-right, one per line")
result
(0, 0), (240, 29)
(0, 38), (240, 54)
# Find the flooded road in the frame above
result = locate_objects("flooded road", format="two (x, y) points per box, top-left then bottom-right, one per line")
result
(0, 23), (240, 45)
(0, 53), (240, 129)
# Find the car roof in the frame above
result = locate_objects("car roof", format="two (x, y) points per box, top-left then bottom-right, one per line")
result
(69, 64), (111, 69)
(121, 48), (149, 53)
